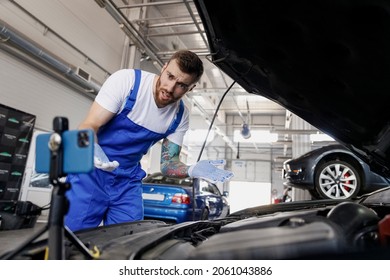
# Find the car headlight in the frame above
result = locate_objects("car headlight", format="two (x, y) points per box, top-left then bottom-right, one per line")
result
(291, 168), (302, 175)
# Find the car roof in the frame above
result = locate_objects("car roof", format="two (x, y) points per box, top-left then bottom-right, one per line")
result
(142, 172), (193, 186)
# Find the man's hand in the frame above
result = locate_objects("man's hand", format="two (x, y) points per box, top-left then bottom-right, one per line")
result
(94, 143), (119, 172)
(188, 159), (234, 183)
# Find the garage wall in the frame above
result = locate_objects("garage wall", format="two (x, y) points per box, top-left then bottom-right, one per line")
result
(0, 51), (92, 131)
(0, 0), (126, 83)
(229, 181), (271, 213)
(232, 160), (270, 182)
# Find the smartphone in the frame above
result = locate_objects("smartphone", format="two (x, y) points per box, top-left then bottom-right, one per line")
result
(35, 129), (94, 174)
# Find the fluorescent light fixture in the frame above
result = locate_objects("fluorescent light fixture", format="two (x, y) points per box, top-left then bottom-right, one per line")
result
(234, 129), (278, 143)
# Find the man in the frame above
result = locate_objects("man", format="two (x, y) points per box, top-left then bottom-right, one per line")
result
(65, 50), (233, 231)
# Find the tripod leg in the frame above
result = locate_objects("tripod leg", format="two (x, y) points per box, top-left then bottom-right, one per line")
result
(47, 184), (67, 260)
(49, 183), (97, 259)
(47, 182), (97, 259)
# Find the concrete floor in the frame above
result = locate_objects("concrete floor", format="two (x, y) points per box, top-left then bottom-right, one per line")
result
(0, 222), (48, 257)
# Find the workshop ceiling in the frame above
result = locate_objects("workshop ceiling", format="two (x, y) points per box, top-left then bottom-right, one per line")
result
(98, 0), (287, 119)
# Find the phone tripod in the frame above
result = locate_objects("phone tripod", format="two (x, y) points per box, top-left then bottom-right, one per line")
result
(1, 117), (95, 260)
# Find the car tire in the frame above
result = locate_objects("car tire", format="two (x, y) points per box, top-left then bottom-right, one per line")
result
(200, 208), (209, 220)
(314, 160), (361, 200)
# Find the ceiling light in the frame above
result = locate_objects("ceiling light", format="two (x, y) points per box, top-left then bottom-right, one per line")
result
(241, 123), (251, 139)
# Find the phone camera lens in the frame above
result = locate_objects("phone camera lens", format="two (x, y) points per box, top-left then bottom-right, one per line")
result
(78, 131), (90, 147)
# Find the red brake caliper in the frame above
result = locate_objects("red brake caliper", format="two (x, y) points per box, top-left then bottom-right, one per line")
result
(343, 173), (351, 191)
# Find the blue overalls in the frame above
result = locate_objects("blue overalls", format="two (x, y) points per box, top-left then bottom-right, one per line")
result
(65, 69), (184, 232)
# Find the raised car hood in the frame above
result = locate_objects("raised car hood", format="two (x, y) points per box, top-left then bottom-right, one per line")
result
(194, 0), (390, 177)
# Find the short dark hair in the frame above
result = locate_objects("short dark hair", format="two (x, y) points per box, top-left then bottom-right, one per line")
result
(169, 50), (204, 83)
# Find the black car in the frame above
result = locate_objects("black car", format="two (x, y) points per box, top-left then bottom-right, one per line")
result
(2, 0), (390, 260)
(283, 144), (390, 200)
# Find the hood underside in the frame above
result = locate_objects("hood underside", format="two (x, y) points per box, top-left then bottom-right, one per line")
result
(195, 0), (390, 177)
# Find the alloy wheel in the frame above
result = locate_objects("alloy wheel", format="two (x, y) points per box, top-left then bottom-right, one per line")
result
(316, 160), (360, 199)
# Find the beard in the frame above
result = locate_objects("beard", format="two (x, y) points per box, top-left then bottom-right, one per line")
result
(154, 77), (175, 108)
(157, 88), (173, 107)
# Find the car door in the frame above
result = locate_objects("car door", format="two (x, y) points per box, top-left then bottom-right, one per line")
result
(199, 180), (224, 219)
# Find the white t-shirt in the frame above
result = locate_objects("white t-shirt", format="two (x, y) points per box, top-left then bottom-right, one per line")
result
(95, 69), (189, 146)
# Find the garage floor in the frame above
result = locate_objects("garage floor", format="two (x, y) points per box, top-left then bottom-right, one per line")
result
(0, 222), (47, 257)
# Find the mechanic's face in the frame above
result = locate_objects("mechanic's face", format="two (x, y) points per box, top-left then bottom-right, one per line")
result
(154, 59), (197, 108)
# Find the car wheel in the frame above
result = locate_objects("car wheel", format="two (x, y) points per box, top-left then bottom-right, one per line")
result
(200, 208), (209, 220)
(314, 160), (361, 199)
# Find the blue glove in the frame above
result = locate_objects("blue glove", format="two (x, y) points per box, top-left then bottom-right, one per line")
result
(94, 143), (119, 172)
(188, 159), (234, 183)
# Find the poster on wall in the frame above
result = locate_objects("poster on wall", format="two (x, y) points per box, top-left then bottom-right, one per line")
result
(0, 103), (36, 201)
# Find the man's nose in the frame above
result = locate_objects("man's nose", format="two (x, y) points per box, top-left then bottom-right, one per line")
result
(166, 80), (176, 92)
